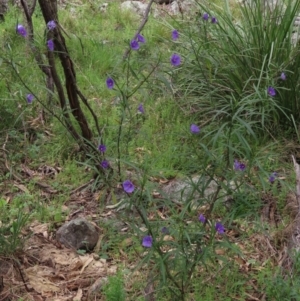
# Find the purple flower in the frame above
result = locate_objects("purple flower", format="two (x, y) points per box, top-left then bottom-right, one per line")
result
(138, 103), (144, 114)
(211, 17), (218, 24)
(269, 172), (277, 183)
(203, 13), (209, 21)
(170, 54), (181, 66)
(215, 222), (225, 234)
(172, 29), (179, 40)
(190, 124), (200, 134)
(142, 235), (153, 248)
(130, 39), (140, 50)
(47, 20), (56, 30)
(16, 24), (27, 37)
(47, 39), (54, 51)
(239, 163), (246, 171)
(101, 160), (109, 169)
(137, 34), (145, 43)
(98, 144), (106, 153)
(26, 94), (34, 104)
(268, 86), (276, 97)
(234, 160), (240, 170)
(123, 180), (135, 193)
(280, 72), (286, 80)
(161, 227), (169, 234)
(234, 160), (246, 171)
(199, 214), (206, 223)
(106, 77), (114, 90)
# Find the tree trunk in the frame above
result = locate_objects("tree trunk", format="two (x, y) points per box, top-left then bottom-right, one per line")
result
(38, 0), (93, 142)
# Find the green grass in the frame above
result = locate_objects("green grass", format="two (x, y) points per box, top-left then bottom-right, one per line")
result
(1, 0), (300, 300)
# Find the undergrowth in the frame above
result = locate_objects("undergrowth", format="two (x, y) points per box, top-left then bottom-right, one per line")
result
(0, 0), (300, 300)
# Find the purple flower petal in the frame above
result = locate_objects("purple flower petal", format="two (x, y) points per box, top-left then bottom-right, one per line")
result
(161, 227), (169, 234)
(17, 24), (27, 37)
(268, 86), (276, 97)
(234, 160), (240, 171)
(26, 94), (34, 104)
(137, 34), (145, 43)
(199, 214), (206, 223)
(269, 172), (277, 183)
(170, 54), (181, 66)
(98, 144), (106, 153)
(239, 163), (246, 171)
(101, 160), (109, 169)
(123, 180), (135, 193)
(280, 72), (286, 81)
(172, 29), (179, 40)
(211, 17), (218, 24)
(47, 20), (56, 30)
(234, 160), (246, 171)
(142, 235), (153, 248)
(138, 103), (144, 114)
(130, 40), (140, 50)
(47, 39), (54, 51)
(203, 13), (209, 21)
(215, 222), (225, 234)
(190, 124), (200, 134)
(106, 77), (114, 90)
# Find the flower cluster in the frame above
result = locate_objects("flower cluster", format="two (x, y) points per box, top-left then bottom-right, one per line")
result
(130, 33), (146, 50)
(141, 214), (225, 249)
(199, 214), (225, 234)
(267, 72), (287, 97)
(202, 13), (218, 23)
(97, 144), (110, 169)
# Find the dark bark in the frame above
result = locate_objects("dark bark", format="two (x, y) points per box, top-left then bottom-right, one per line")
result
(38, 0), (92, 142)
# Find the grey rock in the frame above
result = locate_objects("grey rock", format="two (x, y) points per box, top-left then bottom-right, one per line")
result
(168, 0), (197, 16)
(170, 0), (179, 15)
(120, 1), (149, 17)
(161, 176), (218, 202)
(161, 176), (236, 208)
(56, 218), (99, 251)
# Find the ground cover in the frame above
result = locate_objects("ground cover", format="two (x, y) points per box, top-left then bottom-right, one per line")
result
(1, 0), (300, 300)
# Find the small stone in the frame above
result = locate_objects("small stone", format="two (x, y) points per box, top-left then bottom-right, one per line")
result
(56, 218), (99, 251)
